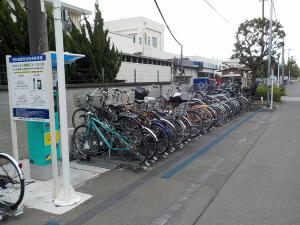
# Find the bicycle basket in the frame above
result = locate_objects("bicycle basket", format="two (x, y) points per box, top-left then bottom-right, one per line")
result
(135, 88), (148, 100)
(74, 92), (89, 108)
(174, 102), (188, 117)
(91, 92), (105, 108)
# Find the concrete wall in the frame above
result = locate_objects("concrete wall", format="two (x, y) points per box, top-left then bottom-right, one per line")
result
(0, 82), (173, 159)
(117, 62), (172, 83)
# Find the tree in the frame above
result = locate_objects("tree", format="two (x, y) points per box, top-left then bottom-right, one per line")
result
(0, 0), (28, 65)
(286, 57), (300, 78)
(75, 3), (121, 82)
(0, 1), (121, 83)
(232, 18), (285, 82)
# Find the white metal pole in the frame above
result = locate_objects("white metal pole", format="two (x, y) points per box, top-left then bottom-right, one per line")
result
(277, 55), (280, 86)
(6, 56), (19, 161)
(288, 49), (290, 80)
(271, 78), (273, 109)
(267, 0), (273, 109)
(53, 0), (80, 206)
(46, 52), (59, 198)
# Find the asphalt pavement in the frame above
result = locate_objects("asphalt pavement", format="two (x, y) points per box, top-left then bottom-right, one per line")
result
(7, 82), (300, 225)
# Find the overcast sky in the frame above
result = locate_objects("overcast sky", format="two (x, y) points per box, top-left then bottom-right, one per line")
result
(63, 0), (299, 64)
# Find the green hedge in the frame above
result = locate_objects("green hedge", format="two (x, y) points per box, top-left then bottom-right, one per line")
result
(255, 85), (285, 102)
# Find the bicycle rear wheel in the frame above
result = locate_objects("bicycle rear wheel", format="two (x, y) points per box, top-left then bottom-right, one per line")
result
(0, 153), (24, 210)
(118, 130), (148, 164)
(150, 123), (169, 155)
(186, 110), (203, 138)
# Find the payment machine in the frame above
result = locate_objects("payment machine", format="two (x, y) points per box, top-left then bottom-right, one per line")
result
(27, 52), (84, 180)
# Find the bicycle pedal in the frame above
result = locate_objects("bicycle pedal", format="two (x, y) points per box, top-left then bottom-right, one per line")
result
(164, 152), (169, 156)
(188, 138), (192, 142)
(172, 147), (176, 151)
(153, 156), (158, 161)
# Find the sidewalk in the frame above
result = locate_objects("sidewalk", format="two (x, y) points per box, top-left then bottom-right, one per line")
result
(195, 83), (300, 225)
(8, 84), (300, 225)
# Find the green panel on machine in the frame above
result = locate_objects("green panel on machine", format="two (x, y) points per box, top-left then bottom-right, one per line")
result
(27, 92), (60, 166)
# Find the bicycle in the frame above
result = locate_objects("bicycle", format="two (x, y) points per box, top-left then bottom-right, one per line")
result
(72, 111), (149, 165)
(0, 153), (24, 210)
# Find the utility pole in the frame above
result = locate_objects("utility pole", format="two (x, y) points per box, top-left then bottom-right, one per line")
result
(267, 0), (273, 109)
(180, 44), (184, 82)
(262, 0), (265, 18)
(26, 0), (49, 54)
(277, 53), (280, 85)
(287, 48), (292, 80)
(281, 40), (285, 84)
(26, 0), (60, 198)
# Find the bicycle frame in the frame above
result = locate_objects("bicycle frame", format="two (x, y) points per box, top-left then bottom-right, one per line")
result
(86, 116), (131, 157)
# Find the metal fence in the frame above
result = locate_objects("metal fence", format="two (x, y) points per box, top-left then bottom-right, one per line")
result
(0, 65), (7, 85)
(173, 75), (191, 84)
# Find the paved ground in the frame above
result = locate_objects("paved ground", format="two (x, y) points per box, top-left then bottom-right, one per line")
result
(7, 82), (300, 225)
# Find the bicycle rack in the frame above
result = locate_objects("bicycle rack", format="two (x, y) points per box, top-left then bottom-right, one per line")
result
(73, 150), (147, 171)
(0, 205), (23, 221)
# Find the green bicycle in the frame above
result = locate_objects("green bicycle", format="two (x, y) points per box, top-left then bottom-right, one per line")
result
(72, 111), (149, 165)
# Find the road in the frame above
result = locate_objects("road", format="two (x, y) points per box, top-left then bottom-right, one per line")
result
(9, 82), (300, 225)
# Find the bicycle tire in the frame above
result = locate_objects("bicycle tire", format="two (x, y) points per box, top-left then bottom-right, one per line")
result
(72, 125), (103, 157)
(72, 108), (87, 128)
(118, 129), (148, 164)
(0, 153), (25, 210)
(187, 110), (203, 137)
(150, 122), (169, 155)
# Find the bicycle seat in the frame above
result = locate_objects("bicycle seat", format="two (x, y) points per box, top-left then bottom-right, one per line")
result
(144, 97), (156, 103)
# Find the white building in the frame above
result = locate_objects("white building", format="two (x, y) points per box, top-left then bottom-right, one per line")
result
(105, 17), (166, 58)
(104, 16), (225, 83)
(9, 0), (92, 29)
(105, 17), (172, 83)
(188, 56), (223, 77)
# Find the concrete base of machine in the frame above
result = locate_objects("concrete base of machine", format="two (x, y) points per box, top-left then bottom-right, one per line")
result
(30, 163), (61, 181)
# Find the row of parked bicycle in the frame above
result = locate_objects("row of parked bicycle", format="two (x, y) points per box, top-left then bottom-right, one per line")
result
(70, 82), (252, 167)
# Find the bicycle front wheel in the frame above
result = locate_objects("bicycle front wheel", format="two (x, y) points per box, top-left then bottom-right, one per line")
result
(72, 108), (87, 128)
(0, 153), (25, 210)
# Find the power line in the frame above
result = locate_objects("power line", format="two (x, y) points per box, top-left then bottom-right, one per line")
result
(153, 0), (182, 46)
(202, 0), (231, 24)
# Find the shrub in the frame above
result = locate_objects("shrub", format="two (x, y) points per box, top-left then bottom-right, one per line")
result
(255, 85), (285, 102)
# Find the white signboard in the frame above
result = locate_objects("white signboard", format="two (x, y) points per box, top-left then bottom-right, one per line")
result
(7, 55), (51, 122)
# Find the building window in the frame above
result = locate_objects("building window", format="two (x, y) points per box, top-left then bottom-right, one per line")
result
(148, 37), (151, 45)
(139, 37), (142, 45)
(152, 37), (157, 48)
(144, 33), (147, 44)
(132, 35), (136, 43)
